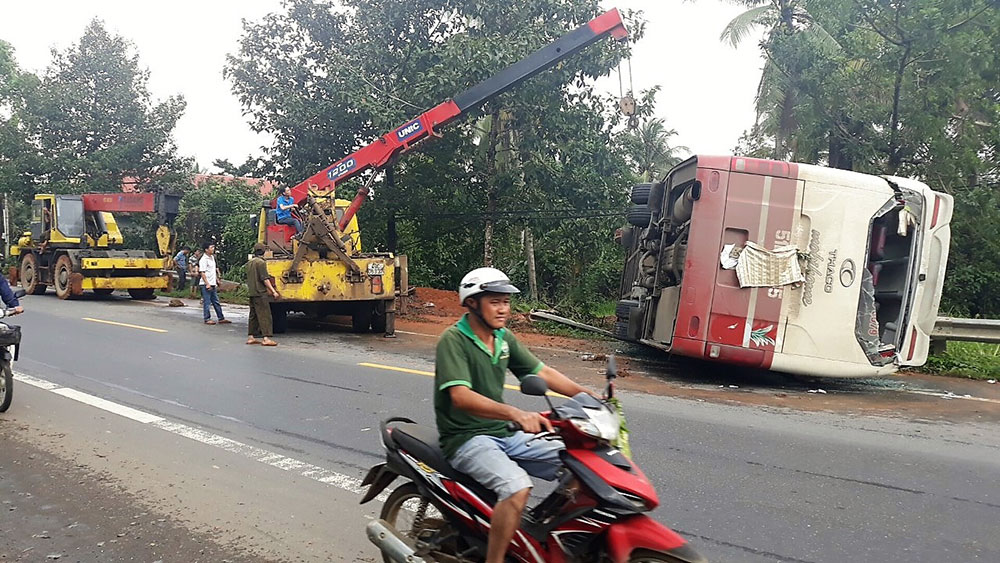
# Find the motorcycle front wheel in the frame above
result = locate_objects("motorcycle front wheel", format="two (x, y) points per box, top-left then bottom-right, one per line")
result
(0, 361), (12, 412)
(379, 482), (453, 563)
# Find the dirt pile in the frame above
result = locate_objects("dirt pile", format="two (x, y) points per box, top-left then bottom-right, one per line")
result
(407, 287), (465, 317)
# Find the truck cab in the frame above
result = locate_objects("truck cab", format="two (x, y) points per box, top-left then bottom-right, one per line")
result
(617, 156), (953, 378)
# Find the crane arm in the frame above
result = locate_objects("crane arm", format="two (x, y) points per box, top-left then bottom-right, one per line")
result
(283, 8), (629, 231)
(81, 192), (181, 227)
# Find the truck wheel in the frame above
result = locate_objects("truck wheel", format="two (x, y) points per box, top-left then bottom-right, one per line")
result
(627, 205), (651, 227)
(20, 254), (46, 295)
(371, 301), (388, 333)
(616, 299), (639, 320)
(93, 289), (115, 297)
(53, 255), (76, 300)
(630, 183), (652, 205)
(271, 303), (288, 334)
(352, 303), (374, 333)
(127, 289), (156, 300)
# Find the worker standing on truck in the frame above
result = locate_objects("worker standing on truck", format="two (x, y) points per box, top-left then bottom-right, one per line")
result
(435, 267), (591, 563)
(198, 243), (231, 325)
(275, 186), (304, 235)
(246, 243), (280, 346)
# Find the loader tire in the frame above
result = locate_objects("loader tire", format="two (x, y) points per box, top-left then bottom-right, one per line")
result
(20, 254), (47, 296)
(627, 204), (651, 227)
(630, 183), (652, 205)
(128, 289), (156, 300)
(271, 303), (288, 334)
(352, 303), (373, 333)
(54, 255), (76, 300)
(93, 288), (115, 297)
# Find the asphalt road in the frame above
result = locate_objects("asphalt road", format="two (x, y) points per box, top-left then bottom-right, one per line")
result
(3, 294), (999, 562)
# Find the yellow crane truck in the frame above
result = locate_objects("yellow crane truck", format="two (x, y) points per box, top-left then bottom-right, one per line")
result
(10, 192), (179, 300)
(259, 7), (629, 335)
(256, 193), (398, 334)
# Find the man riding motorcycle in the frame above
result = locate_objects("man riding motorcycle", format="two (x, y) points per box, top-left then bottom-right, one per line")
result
(0, 273), (23, 316)
(435, 267), (592, 563)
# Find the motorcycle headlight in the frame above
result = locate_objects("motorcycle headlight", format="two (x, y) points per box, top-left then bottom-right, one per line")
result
(569, 406), (620, 443)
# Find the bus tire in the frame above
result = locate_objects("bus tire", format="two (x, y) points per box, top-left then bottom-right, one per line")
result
(630, 183), (652, 205)
(616, 299), (639, 320)
(627, 205), (651, 227)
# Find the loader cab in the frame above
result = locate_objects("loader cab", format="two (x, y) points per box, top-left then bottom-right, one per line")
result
(30, 195), (85, 245)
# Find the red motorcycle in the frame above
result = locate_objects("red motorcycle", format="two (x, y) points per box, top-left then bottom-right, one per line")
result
(360, 358), (707, 562)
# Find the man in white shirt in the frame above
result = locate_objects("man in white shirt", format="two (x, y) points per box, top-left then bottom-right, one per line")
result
(199, 243), (231, 325)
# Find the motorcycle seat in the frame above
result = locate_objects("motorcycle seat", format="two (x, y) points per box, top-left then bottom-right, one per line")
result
(390, 422), (497, 505)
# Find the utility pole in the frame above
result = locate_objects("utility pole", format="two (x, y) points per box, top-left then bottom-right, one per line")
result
(524, 223), (538, 302)
(2, 193), (9, 264)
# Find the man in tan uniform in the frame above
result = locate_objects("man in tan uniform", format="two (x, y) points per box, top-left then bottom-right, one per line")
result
(246, 243), (280, 346)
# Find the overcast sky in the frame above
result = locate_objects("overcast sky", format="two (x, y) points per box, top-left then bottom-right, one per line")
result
(0, 0), (764, 174)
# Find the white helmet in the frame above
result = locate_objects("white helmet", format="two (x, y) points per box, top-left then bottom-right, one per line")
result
(458, 267), (520, 304)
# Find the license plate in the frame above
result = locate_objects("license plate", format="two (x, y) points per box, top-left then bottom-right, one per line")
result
(367, 263), (385, 276)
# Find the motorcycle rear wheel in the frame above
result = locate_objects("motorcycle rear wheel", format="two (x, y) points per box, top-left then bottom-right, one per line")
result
(1, 361), (12, 412)
(379, 482), (452, 563)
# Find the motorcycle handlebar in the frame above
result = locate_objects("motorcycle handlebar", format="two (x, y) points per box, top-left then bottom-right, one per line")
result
(506, 421), (521, 432)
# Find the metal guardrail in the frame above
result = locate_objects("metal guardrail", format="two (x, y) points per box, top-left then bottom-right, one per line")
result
(932, 317), (1000, 344)
(529, 310), (614, 337)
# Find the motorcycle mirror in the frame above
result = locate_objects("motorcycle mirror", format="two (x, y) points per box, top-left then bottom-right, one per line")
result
(606, 355), (618, 380)
(519, 375), (549, 396)
(13, 288), (26, 299)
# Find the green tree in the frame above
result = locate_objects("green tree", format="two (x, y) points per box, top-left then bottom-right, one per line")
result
(721, 0), (839, 160)
(19, 20), (189, 194)
(627, 117), (687, 182)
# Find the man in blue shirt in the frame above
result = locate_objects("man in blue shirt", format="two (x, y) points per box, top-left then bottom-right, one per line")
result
(173, 247), (190, 290)
(275, 187), (304, 235)
(0, 275), (22, 315)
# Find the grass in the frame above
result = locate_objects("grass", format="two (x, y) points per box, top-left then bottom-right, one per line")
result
(922, 341), (1000, 381)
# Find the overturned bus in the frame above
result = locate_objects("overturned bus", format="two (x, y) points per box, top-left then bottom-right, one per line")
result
(616, 156), (952, 378)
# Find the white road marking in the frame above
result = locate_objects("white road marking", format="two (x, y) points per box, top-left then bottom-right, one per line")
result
(14, 372), (61, 390)
(162, 351), (203, 362)
(908, 389), (1000, 405)
(51, 387), (165, 424)
(12, 371), (388, 501)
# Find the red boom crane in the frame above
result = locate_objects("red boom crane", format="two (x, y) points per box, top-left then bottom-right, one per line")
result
(285, 9), (629, 231)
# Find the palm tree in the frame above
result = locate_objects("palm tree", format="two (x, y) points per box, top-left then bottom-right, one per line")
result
(630, 118), (687, 182)
(720, 1), (838, 160)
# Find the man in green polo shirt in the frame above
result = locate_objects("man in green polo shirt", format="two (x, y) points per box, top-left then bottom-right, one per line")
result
(436, 267), (591, 563)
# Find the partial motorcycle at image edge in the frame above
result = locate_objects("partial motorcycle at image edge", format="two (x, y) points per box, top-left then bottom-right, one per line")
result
(360, 356), (708, 563)
(0, 287), (27, 413)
